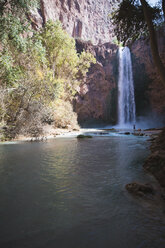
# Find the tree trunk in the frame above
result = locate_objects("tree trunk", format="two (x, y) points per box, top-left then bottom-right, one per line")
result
(140, 0), (165, 86)
(162, 0), (165, 19)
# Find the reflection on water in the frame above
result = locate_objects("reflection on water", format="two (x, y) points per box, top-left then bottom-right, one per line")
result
(0, 136), (164, 248)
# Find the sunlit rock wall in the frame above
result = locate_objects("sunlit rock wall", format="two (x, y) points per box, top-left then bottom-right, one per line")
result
(30, 1), (165, 124)
(31, 0), (116, 45)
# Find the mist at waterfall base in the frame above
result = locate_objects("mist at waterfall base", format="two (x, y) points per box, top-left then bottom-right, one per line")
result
(114, 114), (165, 130)
(79, 46), (164, 130)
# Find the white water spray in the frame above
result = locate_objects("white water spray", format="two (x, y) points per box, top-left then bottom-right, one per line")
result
(118, 47), (136, 127)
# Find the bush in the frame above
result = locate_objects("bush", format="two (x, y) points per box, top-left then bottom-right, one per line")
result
(0, 14), (95, 138)
(53, 100), (79, 129)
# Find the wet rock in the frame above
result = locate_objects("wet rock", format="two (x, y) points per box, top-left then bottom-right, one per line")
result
(125, 182), (154, 197)
(132, 132), (144, 136)
(77, 134), (92, 139)
(132, 133), (139, 136)
(103, 128), (116, 131)
(99, 132), (109, 135)
(73, 128), (80, 131)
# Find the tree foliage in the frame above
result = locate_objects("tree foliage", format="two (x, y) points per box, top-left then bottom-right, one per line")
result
(0, 0), (39, 50)
(35, 20), (96, 98)
(112, 0), (162, 44)
(0, 4), (96, 138)
(111, 0), (165, 86)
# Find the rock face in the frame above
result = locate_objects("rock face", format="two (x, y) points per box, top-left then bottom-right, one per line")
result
(30, 1), (165, 124)
(130, 26), (165, 118)
(144, 128), (165, 188)
(31, 0), (115, 45)
(125, 182), (154, 197)
(29, 0), (119, 125)
(74, 40), (118, 124)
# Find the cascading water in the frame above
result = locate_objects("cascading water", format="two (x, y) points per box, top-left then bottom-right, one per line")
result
(118, 46), (136, 127)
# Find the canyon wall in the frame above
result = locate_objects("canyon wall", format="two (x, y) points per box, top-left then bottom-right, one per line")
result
(31, 0), (116, 45)
(130, 25), (165, 120)
(74, 29), (165, 125)
(30, 1), (165, 125)
(30, 0), (120, 125)
(74, 40), (118, 125)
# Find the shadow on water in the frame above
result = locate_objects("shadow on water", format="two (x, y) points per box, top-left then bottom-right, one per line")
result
(0, 137), (164, 248)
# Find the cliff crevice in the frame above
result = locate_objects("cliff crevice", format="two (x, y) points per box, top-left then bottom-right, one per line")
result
(31, 0), (115, 45)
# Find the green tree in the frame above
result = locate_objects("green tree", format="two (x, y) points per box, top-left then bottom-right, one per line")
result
(0, 0), (39, 50)
(0, 16), (96, 137)
(36, 20), (96, 98)
(112, 0), (165, 86)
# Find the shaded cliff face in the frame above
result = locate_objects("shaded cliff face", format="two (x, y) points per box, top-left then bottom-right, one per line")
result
(31, 0), (115, 45)
(74, 28), (165, 125)
(30, 1), (165, 125)
(74, 40), (118, 125)
(130, 26), (165, 119)
(30, 0), (119, 125)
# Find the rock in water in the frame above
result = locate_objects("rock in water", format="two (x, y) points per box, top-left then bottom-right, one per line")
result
(125, 182), (154, 197)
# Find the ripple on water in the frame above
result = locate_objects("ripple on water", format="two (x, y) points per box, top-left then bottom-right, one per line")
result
(0, 137), (164, 248)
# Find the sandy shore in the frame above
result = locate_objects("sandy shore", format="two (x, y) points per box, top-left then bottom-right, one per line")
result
(14, 125), (82, 142)
(0, 125), (163, 143)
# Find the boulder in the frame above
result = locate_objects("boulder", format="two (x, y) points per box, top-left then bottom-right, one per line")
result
(125, 182), (154, 197)
(77, 134), (92, 139)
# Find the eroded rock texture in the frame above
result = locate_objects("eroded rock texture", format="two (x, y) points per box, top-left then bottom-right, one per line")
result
(144, 128), (165, 188)
(126, 182), (154, 197)
(130, 26), (165, 118)
(31, 0), (115, 45)
(29, 1), (165, 125)
(74, 40), (118, 125)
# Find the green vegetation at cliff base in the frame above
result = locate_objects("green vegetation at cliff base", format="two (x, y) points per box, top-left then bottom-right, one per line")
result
(0, 1), (96, 140)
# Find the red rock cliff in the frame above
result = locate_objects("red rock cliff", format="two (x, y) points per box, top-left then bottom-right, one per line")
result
(31, 0), (115, 45)
(130, 25), (165, 118)
(74, 40), (118, 124)
(30, 1), (165, 125)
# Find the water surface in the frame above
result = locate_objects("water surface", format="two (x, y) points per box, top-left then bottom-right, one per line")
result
(0, 136), (164, 248)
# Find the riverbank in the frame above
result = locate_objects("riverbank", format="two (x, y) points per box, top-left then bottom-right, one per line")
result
(14, 127), (163, 141)
(143, 127), (165, 190)
(12, 125), (81, 142)
(0, 125), (163, 143)
(0, 124), (80, 142)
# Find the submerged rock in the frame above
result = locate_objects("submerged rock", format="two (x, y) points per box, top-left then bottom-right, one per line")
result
(132, 132), (144, 136)
(98, 132), (109, 135)
(77, 134), (92, 139)
(125, 182), (154, 197)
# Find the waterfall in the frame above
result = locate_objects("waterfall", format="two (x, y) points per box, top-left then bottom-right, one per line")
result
(118, 47), (136, 126)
